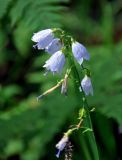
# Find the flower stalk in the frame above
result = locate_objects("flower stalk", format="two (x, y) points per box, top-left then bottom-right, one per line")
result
(31, 28), (99, 159)
(69, 56), (99, 160)
(37, 69), (71, 100)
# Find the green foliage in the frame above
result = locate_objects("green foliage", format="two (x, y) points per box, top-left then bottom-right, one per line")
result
(0, 0), (68, 54)
(0, 93), (77, 159)
(0, 0), (71, 158)
(0, 0), (12, 19)
(90, 42), (122, 125)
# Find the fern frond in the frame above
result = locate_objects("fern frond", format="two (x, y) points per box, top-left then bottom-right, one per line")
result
(9, 0), (69, 54)
(10, 0), (68, 28)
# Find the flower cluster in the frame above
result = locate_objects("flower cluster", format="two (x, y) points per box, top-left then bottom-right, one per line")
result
(32, 28), (93, 96)
(32, 28), (96, 159)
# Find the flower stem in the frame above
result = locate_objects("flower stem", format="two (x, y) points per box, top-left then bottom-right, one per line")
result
(69, 57), (99, 160)
(37, 69), (71, 100)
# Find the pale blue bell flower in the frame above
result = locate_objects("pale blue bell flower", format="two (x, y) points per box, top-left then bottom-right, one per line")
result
(31, 29), (54, 49)
(45, 38), (63, 54)
(81, 75), (93, 96)
(72, 41), (90, 64)
(56, 136), (68, 158)
(43, 51), (65, 74)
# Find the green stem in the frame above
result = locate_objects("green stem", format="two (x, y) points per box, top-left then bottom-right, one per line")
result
(69, 57), (99, 160)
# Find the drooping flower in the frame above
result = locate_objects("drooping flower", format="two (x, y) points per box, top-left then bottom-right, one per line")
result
(31, 29), (54, 49)
(43, 51), (65, 74)
(81, 75), (93, 96)
(56, 136), (69, 158)
(72, 41), (90, 65)
(45, 38), (63, 54)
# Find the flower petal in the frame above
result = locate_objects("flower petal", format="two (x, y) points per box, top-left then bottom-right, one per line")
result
(56, 150), (61, 158)
(81, 75), (93, 96)
(45, 38), (63, 54)
(43, 51), (65, 74)
(72, 41), (90, 64)
(31, 29), (53, 42)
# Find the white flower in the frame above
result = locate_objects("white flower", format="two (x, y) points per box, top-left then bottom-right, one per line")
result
(45, 38), (63, 54)
(31, 29), (54, 49)
(43, 51), (65, 74)
(81, 75), (93, 96)
(56, 136), (68, 158)
(72, 41), (90, 65)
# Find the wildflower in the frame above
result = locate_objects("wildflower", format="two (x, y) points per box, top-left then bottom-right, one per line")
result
(81, 75), (93, 96)
(45, 38), (63, 54)
(31, 29), (54, 49)
(72, 41), (90, 65)
(43, 51), (65, 74)
(56, 136), (69, 158)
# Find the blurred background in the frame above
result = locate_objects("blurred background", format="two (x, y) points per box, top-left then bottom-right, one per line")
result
(0, 0), (122, 159)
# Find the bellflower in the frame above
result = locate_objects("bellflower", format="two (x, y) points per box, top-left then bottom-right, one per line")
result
(45, 38), (63, 54)
(31, 29), (54, 49)
(43, 51), (65, 74)
(56, 136), (68, 158)
(81, 75), (93, 96)
(72, 41), (90, 65)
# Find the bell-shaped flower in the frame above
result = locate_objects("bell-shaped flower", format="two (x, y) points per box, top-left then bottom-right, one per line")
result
(56, 136), (68, 158)
(43, 51), (65, 74)
(31, 29), (54, 49)
(72, 41), (90, 65)
(45, 38), (63, 54)
(81, 75), (93, 96)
